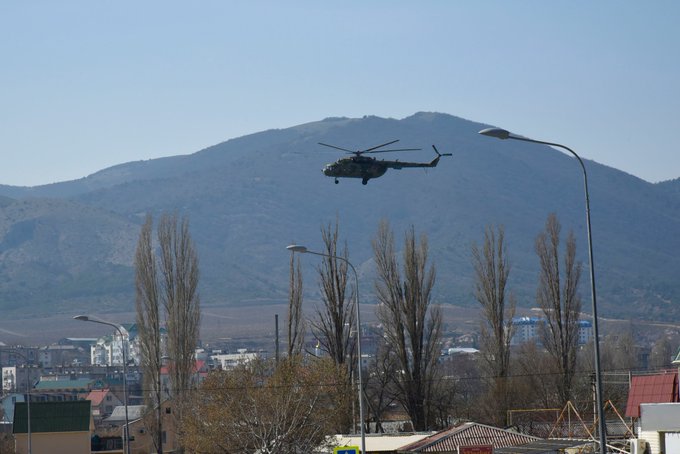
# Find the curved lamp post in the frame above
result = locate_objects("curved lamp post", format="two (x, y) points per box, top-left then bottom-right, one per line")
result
(286, 244), (366, 454)
(479, 127), (607, 454)
(74, 315), (131, 454)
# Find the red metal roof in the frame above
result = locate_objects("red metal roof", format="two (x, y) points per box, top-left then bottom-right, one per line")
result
(399, 422), (539, 452)
(625, 370), (678, 418)
(85, 388), (110, 406)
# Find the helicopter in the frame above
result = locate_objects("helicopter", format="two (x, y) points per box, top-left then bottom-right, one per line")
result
(318, 139), (452, 185)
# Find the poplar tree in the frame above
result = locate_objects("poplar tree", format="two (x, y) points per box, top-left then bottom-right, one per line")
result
(135, 212), (200, 453)
(472, 224), (515, 425)
(535, 213), (582, 405)
(372, 220), (442, 431)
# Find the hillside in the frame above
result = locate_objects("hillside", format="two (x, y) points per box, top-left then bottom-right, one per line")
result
(0, 112), (679, 324)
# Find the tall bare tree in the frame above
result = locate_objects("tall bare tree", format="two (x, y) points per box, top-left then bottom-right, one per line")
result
(535, 213), (582, 405)
(135, 214), (164, 453)
(158, 213), (201, 410)
(135, 212), (200, 453)
(287, 251), (305, 357)
(372, 220), (442, 431)
(471, 224), (516, 426)
(364, 341), (400, 433)
(310, 220), (355, 368)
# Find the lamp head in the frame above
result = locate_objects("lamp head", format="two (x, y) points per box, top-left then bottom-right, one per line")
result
(478, 127), (511, 140)
(73, 315), (90, 322)
(286, 244), (308, 253)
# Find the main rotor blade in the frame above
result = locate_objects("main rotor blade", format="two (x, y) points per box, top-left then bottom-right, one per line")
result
(363, 139), (400, 153)
(318, 142), (355, 153)
(366, 148), (422, 154)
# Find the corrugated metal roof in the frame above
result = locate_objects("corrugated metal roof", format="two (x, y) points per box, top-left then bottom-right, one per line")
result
(105, 405), (146, 422)
(13, 401), (91, 434)
(625, 371), (678, 418)
(400, 422), (540, 452)
(86, 388), (111, 406)
(34, 377), (94, 390)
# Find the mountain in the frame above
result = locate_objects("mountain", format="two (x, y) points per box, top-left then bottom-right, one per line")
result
(1, 112), (679, 323)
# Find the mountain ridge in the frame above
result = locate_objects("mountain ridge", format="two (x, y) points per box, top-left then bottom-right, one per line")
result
(0, 112), (678, 327)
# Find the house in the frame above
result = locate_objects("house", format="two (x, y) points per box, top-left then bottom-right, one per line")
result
(86, 388), (124, 422)
(127, 400), (178, 454)
(634, 403), (680, 453)
(102, 404), (146, 428)
(94, 400), (178, 454)
(625, 370), (678, 419)
(621, 353), (680, 453)
(13, 400), (93, 454)
(397, 422), (540, 453)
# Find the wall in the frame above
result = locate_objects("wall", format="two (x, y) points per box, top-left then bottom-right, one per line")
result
(15, 431), (90, 454)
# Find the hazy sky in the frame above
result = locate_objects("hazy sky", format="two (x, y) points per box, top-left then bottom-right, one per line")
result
(2, 1), (678, 186)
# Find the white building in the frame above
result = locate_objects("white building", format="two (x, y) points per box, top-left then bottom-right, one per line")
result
(509, 317), (593, 346)
(210, 349), (259, 370)
(635, 403), (680, 453)
(2, 367), (16, 392)
(90, 325), (136, 366)
(2, 366), (40, 394)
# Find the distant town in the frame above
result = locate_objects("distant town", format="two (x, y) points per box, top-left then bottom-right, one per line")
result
(2, 312), (680, 453)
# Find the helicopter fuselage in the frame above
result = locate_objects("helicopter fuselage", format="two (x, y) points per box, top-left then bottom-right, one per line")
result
(323, 156), (388, 183)
(322, 154), (444, 185)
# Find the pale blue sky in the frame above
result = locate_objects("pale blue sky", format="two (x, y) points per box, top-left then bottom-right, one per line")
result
(1, 1), (678, 186)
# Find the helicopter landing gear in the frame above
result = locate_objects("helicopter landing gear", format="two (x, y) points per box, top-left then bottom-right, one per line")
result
(362, 178), (369, 185)
(334, 178), (339, 184)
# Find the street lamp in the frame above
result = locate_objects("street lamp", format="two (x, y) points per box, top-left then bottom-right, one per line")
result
(286, 244), (366, 454)
(479, 127), (607, 453)
(74, 315), (131, 454)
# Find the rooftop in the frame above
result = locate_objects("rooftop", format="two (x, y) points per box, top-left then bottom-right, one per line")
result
(34, 377), (94, 391)
(13, 401), (91, 434)
(625, 370), (678, 418)
(399, 422), (540, 452)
